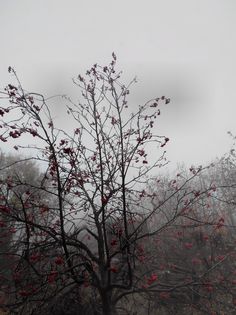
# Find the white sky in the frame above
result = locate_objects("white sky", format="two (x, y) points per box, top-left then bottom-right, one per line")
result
(1, 0), (236, 171)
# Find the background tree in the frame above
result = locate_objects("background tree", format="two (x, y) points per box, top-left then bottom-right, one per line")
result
(141, 159), (236, 314)
(0, 152), (49, 314)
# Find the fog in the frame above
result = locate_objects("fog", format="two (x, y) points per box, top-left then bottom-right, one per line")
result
(1, 0), (236, 170)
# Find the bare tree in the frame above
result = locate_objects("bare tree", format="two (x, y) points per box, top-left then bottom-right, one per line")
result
(0, 54), (230, 315)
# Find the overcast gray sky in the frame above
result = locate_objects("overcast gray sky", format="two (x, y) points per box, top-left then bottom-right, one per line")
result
(1, 0), (236, 170)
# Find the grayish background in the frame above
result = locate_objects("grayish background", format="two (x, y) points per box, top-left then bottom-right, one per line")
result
(1, 0), (236, 171)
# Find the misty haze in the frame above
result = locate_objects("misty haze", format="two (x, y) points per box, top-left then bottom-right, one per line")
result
(0, 1), (236, 314)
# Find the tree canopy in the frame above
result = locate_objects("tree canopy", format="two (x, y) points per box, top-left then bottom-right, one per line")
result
(0, 55), (236, 315)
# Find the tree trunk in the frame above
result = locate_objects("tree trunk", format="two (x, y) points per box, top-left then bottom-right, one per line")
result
(101, 291), (114, 315)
